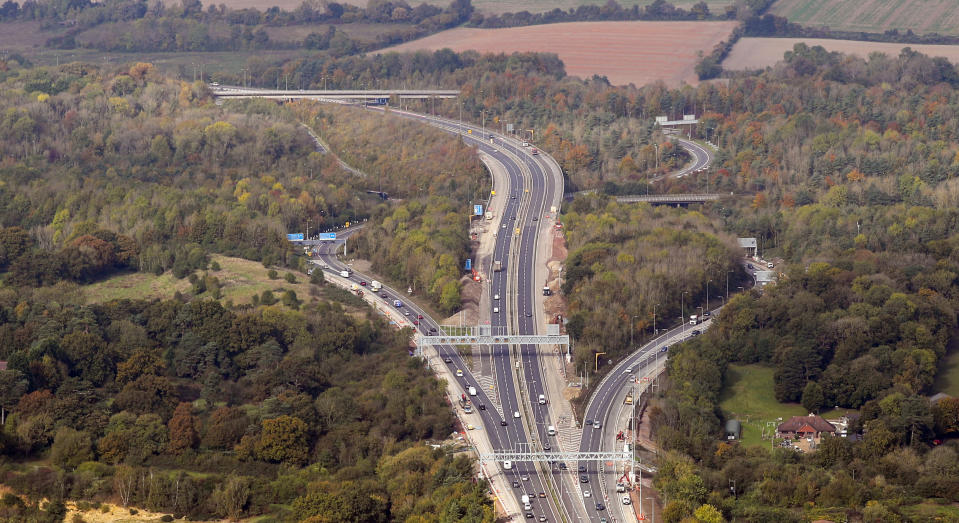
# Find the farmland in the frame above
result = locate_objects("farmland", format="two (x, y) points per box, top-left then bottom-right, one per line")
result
(724, 37), (959, 71)
(768, 0), (959, 36)
(381, 21), (738, 87)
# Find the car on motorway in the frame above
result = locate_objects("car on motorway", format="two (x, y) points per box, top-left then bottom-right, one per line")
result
(622, 496), (631, 505)
(660, 345), (669, 353)
(578, 464), (586, 472)
(691, 329), (701, 336)
(502, 224), (507, 229)
(412, 320), (419, 325)
(525, 513), (533, 519)
(580, 475), (588, 483)
(478, 403), (486, 410)
(493, 307), (500, 313)
(538, 517), (547, 522)
(404, 311), (410, 316)
(525, 311), (532, 317)
(583, 490), (591, 498)
(511, 194), (516, 199)
(456, 369), (463, 377)
(593, 420), (601, 429)
(380, 292), (388, 298)
(522, 142), (530, 147)
(512, 481), (520, 488)
(360, 281), (367, 286)
(514, 411), (521, 418)
(429, 327), (438, 333)
(511, 216), (516, 220)
(595, 502), (605, 511)
(503, 461), (512, 470)
(532, 217), (538, 221)
(538, 492), (546, 498)
(418, 314), (423, 319)
(559, 463), (567, 470)
(522, 475), (530, 481)
(500, 419), (508, 426)
(444, 357), (452, 363)
(494, 294), (500, 300)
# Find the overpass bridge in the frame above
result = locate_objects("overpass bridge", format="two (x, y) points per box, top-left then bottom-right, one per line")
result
(210, 85), (459, 101)
(616, 193), (722, 205)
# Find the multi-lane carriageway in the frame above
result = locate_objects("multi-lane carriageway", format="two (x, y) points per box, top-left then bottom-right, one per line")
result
(288, 101), (715, 521)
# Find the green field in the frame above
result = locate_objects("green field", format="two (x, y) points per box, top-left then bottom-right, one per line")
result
(717, 364), (855, 448)
(769, 0), (959, 36)
(470, 0), (735, 14)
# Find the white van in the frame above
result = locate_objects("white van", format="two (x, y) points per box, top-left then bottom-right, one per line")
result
(547, 425), (556, 436)
(538, 394), (546, 405)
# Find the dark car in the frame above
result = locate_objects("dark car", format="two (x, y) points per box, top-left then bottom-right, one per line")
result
(532, 217), (538, 221)
(360, 281), (367, 286)
(512, 481), (520, 488)
(380, 292), (388, 298)
(747, 263), (754, 270)
(595, 503), (605, 511)
(526, 311), (533, 317)
(418, 314), (423, 319)
(578, 464), (586, 472)
(444, 357), (452, 363)
(479, 403), (486, 410)
(525, 513), (533, 519)
(584, 420), (593, 427)
(660, 345), (669, 352)
(691, 329), (701, 336)
(430, 327), (438, 333)
(580, 475), (588, 483)
(559, 463), (567, 470)
(501, 419), (508, 426)
(538, 492), (546, 498)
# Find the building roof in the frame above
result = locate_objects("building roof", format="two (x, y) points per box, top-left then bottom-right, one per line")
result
(738, 237), (757, 248)
(725, 419), (741, 433)
(778, 414), (836, 434)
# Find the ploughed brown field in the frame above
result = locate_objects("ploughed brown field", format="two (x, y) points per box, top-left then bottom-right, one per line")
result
(725, 37), (959, 71)
(380, 21), (738, 87)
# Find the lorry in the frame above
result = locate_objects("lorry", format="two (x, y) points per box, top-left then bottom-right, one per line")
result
(493, 260), (502, 272)
(339, 269), (351, 278)
(370, 280), (382, 292)
(521, 495), (531, 510)
(689, 314), (699, 325)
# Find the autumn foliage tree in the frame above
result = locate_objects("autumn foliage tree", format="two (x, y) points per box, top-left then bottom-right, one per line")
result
(167, 402), (199, 453)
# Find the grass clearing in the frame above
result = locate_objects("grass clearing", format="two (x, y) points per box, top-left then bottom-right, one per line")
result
(84, 254), (327, 308)
(719, 364), (808, 448)
(934, 345), (959, 397)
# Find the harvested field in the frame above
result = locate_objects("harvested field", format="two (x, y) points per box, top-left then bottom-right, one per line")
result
(160, 0), (734, 14)
(381, 21), (739, 87)
(724, 37), (959, 71)
(0, 21), (67, 49)
(264, 22), (414, 43)
(769, 0), (959, 36)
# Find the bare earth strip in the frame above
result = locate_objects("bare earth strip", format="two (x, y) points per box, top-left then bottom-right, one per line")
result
(769, 0), (959, 36)
(724, 37), (959, 70)
(380, 21), (738, 87)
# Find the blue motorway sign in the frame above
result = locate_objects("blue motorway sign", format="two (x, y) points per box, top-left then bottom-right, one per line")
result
(473, 204), (484, 216)
(465, 258), (472, 270)
(286, 233), (304, 241)
(319, 232), (336, 240)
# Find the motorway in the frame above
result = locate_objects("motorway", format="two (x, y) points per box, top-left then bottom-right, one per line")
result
(312, 112), (569, 521)
(224, 84), (716, 522)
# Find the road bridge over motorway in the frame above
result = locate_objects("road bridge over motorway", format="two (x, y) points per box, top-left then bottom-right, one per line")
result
(210, 85), (460, 101)
(616, 193), (722, 205)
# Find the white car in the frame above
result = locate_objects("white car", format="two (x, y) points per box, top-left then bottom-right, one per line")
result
(583, 490), (591, 498)
(622, 496), (631, 505)
(494, 307), (500, 313)
(456, 369), (464, 377)
(514, 411), (521, 418)
(522, 141), (530, 147)
(494, 294), (500, 300)
(503, 461), (512, 470)
(593, 421), (601, 429)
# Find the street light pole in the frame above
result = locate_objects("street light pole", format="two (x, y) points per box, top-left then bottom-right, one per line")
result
(682, 291), (688, 334)
(653, 304), (659, 337)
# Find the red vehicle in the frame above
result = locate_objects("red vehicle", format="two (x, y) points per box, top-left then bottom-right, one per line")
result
(418, 314), (423, 319)
(360, 281), (367, 286)
(413, 320), (419, 325)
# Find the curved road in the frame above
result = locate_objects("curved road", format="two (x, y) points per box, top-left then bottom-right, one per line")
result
(225, 85), (716, 522)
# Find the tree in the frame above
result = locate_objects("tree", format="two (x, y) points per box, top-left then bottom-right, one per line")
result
(167, 402), (199, 453)
(310, 269), (325, 285)
(212, 475), (249, 521)
(50, 427), (93, 470)
(694, 504), (725, 523)
(0, 370), (28, 425)
(933, 397), (959, 435)
(801, 381), (824, 413)
(254, 415), (309, 465)
(114, 464), (136, 507)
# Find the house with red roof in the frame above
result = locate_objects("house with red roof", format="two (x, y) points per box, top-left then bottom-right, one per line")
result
(777, 414), (836, 443)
